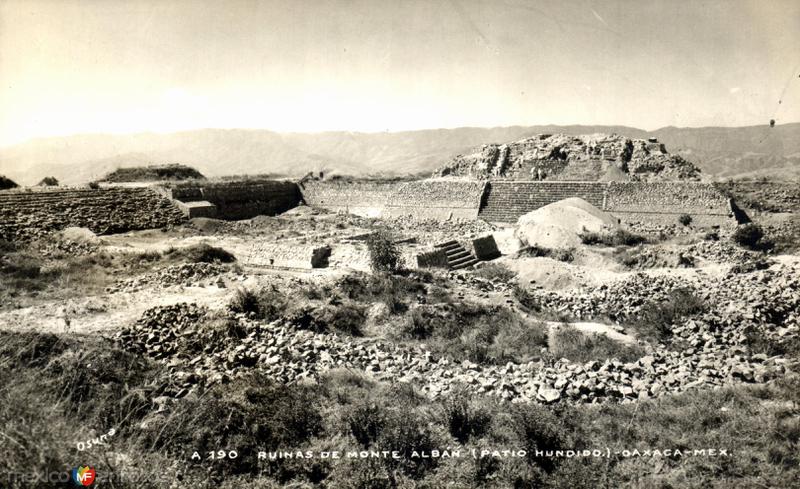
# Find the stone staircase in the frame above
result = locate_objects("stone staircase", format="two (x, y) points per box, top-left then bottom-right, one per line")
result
(478, 181), (608, 223)
(435, 240), (479, 270)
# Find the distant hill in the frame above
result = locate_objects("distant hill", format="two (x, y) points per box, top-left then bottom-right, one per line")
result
(1, 124), (798, 185)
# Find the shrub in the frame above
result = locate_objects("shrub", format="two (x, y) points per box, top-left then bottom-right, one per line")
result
(512, 403), (570, 473)
(289, 303), (366, 336)
(0, 175), (18, 190)
(678, 214), (693, 226)
(37, 176), (59, 186)
(0, 239), (15, 255)
(579, 229), (646, 247)
(144, 374), (323, 477)
(187, 243), (236, 263)
(520, 245), (575, 262)
(348, 401), (388, 447)
(229, 287), (261, 316)
(88, 181), (100, 189)
(366, 231), (401, 273)
(441, 390), (492, 443)
(732, 223), (772, 251)
(376, 409), (441, 479)
(0, 252), (43, 279)
(473, 262), (516, 282)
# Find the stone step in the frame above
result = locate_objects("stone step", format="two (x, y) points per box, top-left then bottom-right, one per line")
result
(451, 258), (479, 270)
(435, 240), (459, 248)
(447, 250), (471, 261)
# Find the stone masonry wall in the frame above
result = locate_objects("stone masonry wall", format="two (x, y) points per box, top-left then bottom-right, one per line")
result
(298, 181), (395, 217)
(383, 180), (486, 220)
(479, 182), (606, 223)
(0, 187), (186, 242)
(169, 179), (301, 220)
(478, 181), (734, 228)
(299, 179), (486, 220)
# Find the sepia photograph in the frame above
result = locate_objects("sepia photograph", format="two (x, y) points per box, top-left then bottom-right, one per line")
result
(0, 0), (799, 487)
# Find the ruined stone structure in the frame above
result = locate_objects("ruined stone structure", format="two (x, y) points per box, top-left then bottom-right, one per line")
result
(0, 186), (186, 242)
(478, 181), (733, 227)
(1, 174), (737, 246)
(299, 179), (485, 220)
(165, 179), (301, 220)
(437, 133), (701, 182)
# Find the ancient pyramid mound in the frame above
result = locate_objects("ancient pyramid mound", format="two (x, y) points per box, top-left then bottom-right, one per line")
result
(437, 133), (701, 182)
(102, 164), (205, 183)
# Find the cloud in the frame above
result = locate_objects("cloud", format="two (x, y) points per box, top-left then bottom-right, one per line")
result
(729, 87), (741, 94)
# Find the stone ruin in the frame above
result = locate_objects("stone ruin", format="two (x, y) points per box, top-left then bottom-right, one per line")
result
(436, 133), (701, 181)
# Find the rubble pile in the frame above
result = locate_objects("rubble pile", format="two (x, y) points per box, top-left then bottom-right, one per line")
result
(0, 187), (185, 242)
(526, 274), (698, 322)
(35, 238), (99, 258)
(115, 261), (798, 404)
(107, 263), (231, 292)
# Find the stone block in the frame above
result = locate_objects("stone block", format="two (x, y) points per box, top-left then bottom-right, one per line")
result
(471, 234), (501, 261)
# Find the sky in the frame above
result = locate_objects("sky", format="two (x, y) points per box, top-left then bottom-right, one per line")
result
(1, 0), (799, 146)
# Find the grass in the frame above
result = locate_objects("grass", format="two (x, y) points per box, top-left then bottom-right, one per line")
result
(1, 243), (237, 310)
(2, 330), (799, 488)
(519, 245), (576, 262)
(400, 302), (549, 365)
(548, 324), (645, 363)
(628, 287), (707, 343)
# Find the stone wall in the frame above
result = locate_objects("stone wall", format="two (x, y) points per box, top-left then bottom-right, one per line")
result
(168, 179), (301, 220)
(384, 180), (486, 220)
(478, 181), (734, 228)
(605, 182), (732, 229)
(299, 179), (486, 220)
(0, 187), (186, 242)
(298, 181), (395, 217)
(479, 182), (606, 223)
(241, 242), (332, 269)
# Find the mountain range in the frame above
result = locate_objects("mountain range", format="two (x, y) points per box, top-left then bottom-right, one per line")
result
(1, 123), (798, 185)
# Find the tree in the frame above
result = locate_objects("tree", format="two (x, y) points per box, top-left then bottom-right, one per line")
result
(366, 231), (401, 273)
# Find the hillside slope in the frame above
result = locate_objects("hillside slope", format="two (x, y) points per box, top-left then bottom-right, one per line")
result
(1, 124), (797, 185)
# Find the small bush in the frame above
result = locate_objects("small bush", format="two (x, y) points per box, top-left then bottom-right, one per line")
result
(678, 214), (693, 226)
(473, 262), (516, 282)
(229, 287), (261, 316)
(88, 181), (100, 189)
(366, 231), (401, 273)
(37, 176), (59, 186)
(289, 303), (366, 336)
(579, 229), (646, 247)
(732, 223), (772, 251)
(512, 403), (570, 473)
(187, 243), (236, 263)
(519, 245), (574, 262)
(441, 390), (493, 443)
(0, 175), (18, 190)
(348, 401), (388, 447)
